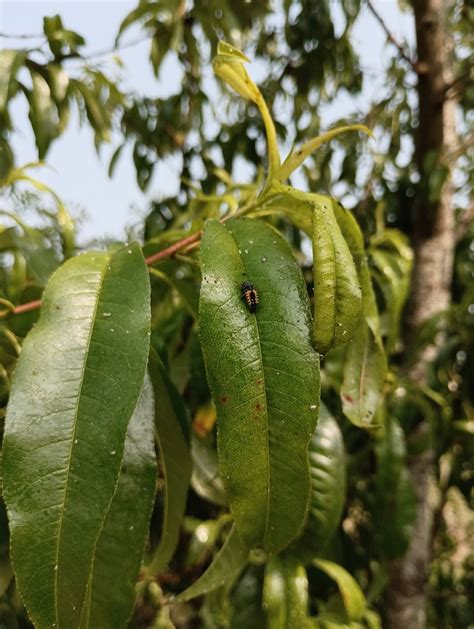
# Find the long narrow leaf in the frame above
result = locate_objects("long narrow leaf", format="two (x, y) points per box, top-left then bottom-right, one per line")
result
(146, 350), (192, 574)
(288, 403), (346, 561)
(174, 524), (248, 602)
(212, 42), (280, 179)
(80, 375), (157, 628)
(311, 196), (361, 354)
(2, 243), (151, 628)
(263, 556), (310, 629)
(333, 203), (386, 427)
(199, 218), (320, 552)
(0, 50), (25, 115)
(313, 559), (366, 622)
(278, 124), (372, 182)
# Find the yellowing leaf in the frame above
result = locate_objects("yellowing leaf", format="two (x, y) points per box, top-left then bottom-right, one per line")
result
(278, 124), (372, 182)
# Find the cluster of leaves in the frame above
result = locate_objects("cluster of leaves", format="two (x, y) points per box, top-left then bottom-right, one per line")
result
(0, 41), (419, 629)
(0, 0), (472, 626)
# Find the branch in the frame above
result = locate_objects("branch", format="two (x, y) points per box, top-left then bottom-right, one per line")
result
(1, 230), (203, 319)
(365, 0), (417, 71)
(144, 231), (202, 266)
(0, 32), (44, 40)
(63, 35), (150, 64)
(0, 299), (43, 318)
(443, 68), (473, 97)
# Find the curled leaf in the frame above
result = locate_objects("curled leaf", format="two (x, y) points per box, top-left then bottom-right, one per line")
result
(212, 41), (280, 179)
(311, 196), (361, 354)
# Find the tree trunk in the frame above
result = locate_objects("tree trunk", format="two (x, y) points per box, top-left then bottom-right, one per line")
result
(385, 0), (457, 627)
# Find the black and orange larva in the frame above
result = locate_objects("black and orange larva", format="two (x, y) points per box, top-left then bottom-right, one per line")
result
(241, 281), (259, 313)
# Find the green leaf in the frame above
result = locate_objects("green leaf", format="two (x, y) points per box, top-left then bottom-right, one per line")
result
(191, 434), (227, 507)
(150, 26), (173, 77)
(212, 42), (280, 180)
(80, 374), (157, 628)
(369, 230), (413, 355)
(246, 180), (313, 235)
(258, 186), (361, 354)
(0, 49), (25, 118)
(174, 524), (249, 602)
(43, 15), (85, 58)
(0, 213), (59, 285)
(2, 242), (151, 628)
(263, 556), (310, 629)
(311, 196), (361, 354)
(73, 80), (110, 145)
(108, 143), (125, 177)
(332, 203), (386, 427)
(288, 403), (346, 561)
(374, 415), (405, 496)
(146, 350), (192, 573)
(340, 319), (385, 428)
(47, 64), (69, 104)
(278, 124), (372, 182)
(115, 2), (159, 43)
(374, 418), (416, 558)
(313, 559), (366, 622)
(379, 467), (416, 559)
(332, 203), (379, 332)
(229, 565), (266, 629)
(0, 136), (14, 182)
(27, 70), (59, 159)
(199, 218), (320, 552)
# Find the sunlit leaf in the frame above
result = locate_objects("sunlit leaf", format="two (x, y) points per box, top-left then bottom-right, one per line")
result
(278, 124), (372, 182)
(212, 41), (280, 179)
(313, 559), (366, 622)
(26, 70), (59, 159)
(0, 49), (25, 119)
(311, 195), (361, 354)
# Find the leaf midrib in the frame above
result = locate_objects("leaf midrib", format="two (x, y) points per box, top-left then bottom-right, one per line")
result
(53, 255), (110, 627)
(229, 230), (272, 547)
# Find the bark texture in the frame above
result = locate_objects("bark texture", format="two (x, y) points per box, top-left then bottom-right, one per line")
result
(385, 0), (457, 627)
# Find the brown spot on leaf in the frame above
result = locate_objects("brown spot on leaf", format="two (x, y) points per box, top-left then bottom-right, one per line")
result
(221, 395), (228, 404)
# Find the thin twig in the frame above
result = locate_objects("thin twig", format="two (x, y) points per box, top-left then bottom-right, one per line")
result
(62, 35), (151, 64)
(2, 230), (203, 318)
(0, 32), (44, 39)
(365, 0), (417, 70)
(144, 231), (202, 266)
(0, 299), (43, 318)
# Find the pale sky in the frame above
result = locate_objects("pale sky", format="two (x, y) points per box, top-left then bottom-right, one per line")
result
(0, 1), (415, 243)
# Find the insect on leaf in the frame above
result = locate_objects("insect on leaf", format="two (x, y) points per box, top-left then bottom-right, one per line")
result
(199, 217), (320, 553)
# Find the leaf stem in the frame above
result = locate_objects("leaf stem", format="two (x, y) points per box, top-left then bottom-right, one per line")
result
(4, 193), (267, 319)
